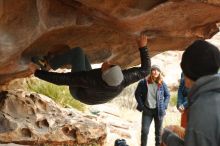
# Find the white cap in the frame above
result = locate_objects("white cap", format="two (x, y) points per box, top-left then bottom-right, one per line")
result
(101, 65), (124, 86)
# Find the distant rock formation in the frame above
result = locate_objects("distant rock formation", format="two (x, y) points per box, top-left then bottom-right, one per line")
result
(0, 0), (220, 84)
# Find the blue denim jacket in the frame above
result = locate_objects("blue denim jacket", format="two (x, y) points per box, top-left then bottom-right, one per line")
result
(177, 73), (190, 109)
(135, 78), (170, 119)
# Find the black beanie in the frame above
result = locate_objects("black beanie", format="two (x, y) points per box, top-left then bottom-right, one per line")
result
(181, 40), (220, 81)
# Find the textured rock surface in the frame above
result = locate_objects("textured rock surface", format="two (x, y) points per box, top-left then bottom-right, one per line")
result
(0, 90), (106, 145)
(0, 0), (220, 84)
(0, 90), (144, 146)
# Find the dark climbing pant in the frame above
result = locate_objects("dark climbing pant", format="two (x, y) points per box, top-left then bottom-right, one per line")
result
(48, 47), (92, 72)
(47, 47), (92, 99)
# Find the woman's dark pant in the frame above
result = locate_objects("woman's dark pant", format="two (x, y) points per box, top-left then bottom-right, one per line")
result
(141, 108), (163, 146)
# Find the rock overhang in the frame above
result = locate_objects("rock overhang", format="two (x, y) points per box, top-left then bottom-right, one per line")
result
(0, 0), (220, 85)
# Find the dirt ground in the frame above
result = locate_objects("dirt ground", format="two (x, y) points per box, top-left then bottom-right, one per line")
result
(118, 105), (181, 146)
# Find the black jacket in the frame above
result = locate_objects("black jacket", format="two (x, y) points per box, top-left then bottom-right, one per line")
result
(35, 47), (151, 105)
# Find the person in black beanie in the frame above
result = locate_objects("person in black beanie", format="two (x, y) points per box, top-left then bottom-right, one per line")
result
(181, 40), (220, 82)
(162, 40), (220, 146)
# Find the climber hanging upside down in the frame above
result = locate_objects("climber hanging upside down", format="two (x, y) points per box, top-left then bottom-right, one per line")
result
(31, 34), (151, 105)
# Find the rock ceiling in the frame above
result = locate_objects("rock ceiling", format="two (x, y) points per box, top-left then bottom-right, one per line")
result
(0, 0), (220, 85)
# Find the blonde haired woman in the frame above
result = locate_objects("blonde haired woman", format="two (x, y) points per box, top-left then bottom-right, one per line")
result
(135, 65), (170, 146)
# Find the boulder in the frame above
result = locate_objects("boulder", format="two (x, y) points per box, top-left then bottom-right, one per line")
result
(0, 90), (106, 145)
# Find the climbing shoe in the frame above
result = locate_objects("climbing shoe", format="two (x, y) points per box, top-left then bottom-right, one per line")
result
(31, 56), (49, 71)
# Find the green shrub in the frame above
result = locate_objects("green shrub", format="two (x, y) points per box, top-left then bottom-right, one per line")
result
(27, 78), (86, 111)
(169, 91), (177, 107)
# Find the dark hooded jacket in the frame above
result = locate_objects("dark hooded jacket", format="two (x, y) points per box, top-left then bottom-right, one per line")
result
(34, 47), (151, 104)
(162, 74), (220, 146)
